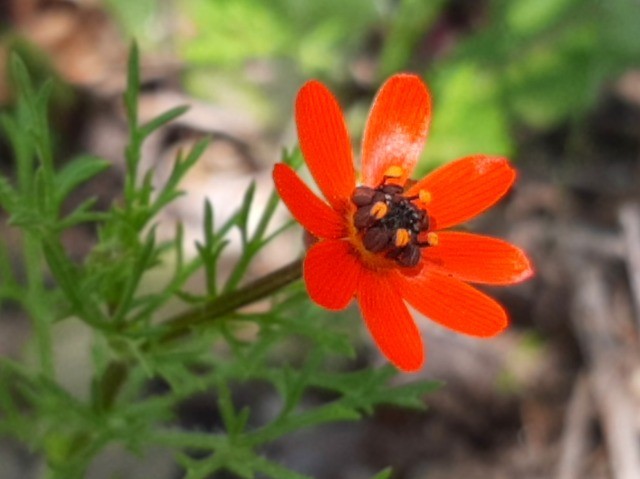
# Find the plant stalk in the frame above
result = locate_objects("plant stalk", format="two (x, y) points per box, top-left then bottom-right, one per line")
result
(159, 258), (303, 343)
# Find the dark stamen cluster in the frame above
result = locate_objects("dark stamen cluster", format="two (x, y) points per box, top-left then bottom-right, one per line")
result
(351, 184), (430, 267)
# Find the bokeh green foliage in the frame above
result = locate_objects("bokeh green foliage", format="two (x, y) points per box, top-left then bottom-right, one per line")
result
(105, 0), (379, 75)
(424, 0), (640, 168)
(105, 0), (640, 169)
(180, 0), (380, 75)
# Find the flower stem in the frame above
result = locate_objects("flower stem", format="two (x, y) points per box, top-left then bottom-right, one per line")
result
(158, 258), (303, 343)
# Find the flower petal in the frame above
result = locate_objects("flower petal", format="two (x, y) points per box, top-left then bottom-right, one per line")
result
(304, 240), (361, 310)
(273, 164), (346, 239)
(296, 81), (356, 212)
(361, 74), (431, 187)
(423, 232), (534, 285)
(357, 268), (424, 372)
(393, 269), (508, 337)
(408, 155), (515, 230)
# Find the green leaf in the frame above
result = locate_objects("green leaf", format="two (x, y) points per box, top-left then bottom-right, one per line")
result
(58, 198), (108, 229)
(282, 147), (303, 169)
(124, 42), (140, 128)
(139, 105), (190, 139)
(311, 366), (439, 413)
(273, 290), (354, 343)
(371, 379), (441, 410)
(225, 451), (255, 479)
(0, 238), (19, 298)
(0, 114), (34, 190)
(138, 168), (156, 211)
(0, 176), (18, 211)
(41, 239), (106, 327)
(217, 381), (251, 439)
(236, 180), (256, 246)
(33, 79), (55, 166)
(252, 455), (313, 479)
(110, 228), (159, 324)
(54, 155), (110, 206)
(148, 139), (209, 218)
(268, 350), (324, 417)
(11, 72), (54, 179)
(10, 53), (35, 100)
(34, 167), (54, 222)
(371, 468), (393, 479)
(246, 401), (361, 447)
(197, 200), (220, 296)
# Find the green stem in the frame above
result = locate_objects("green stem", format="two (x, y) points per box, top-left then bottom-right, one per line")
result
(24, 232), (54, 378)
(94, 361), (129, 412)
(159, 258), (303, 343)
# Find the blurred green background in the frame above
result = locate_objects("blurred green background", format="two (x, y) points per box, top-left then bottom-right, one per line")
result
(100, 0), (640, 170)
(2, 0), (639, 172)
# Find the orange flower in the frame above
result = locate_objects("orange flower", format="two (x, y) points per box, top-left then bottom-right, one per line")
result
(273, 74), (533, 372)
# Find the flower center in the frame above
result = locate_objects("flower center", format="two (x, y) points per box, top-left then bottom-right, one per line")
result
(350, 181), (432, 268)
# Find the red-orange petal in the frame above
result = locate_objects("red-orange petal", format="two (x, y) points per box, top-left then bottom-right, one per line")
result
(393, 269), (508, 337)
(296, 81), (356, 212)
(407, 155), (515, 230)
(273, 164), (346, 239)
(423, 231), (534, 285)
(304, 240), (361, 310)
(357, 268), (424, 372)
(361, 74), (431, 187)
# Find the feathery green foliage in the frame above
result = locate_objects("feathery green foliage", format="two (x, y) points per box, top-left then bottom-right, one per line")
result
(0, 45), (437, 479)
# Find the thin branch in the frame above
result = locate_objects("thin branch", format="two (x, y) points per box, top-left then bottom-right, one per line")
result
(571, 265), (640, 479)
(158, 258), (303, 343)
(555, 374), (594, 479)
(619, 203), (640, 336)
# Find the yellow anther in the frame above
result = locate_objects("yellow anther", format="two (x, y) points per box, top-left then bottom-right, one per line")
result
(395, 228), (411, 247)
(384, 165), (404, 179)
(418, 189), (432, 204)
(427, 232), (439, 246)
(370, 201), (388, 219)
